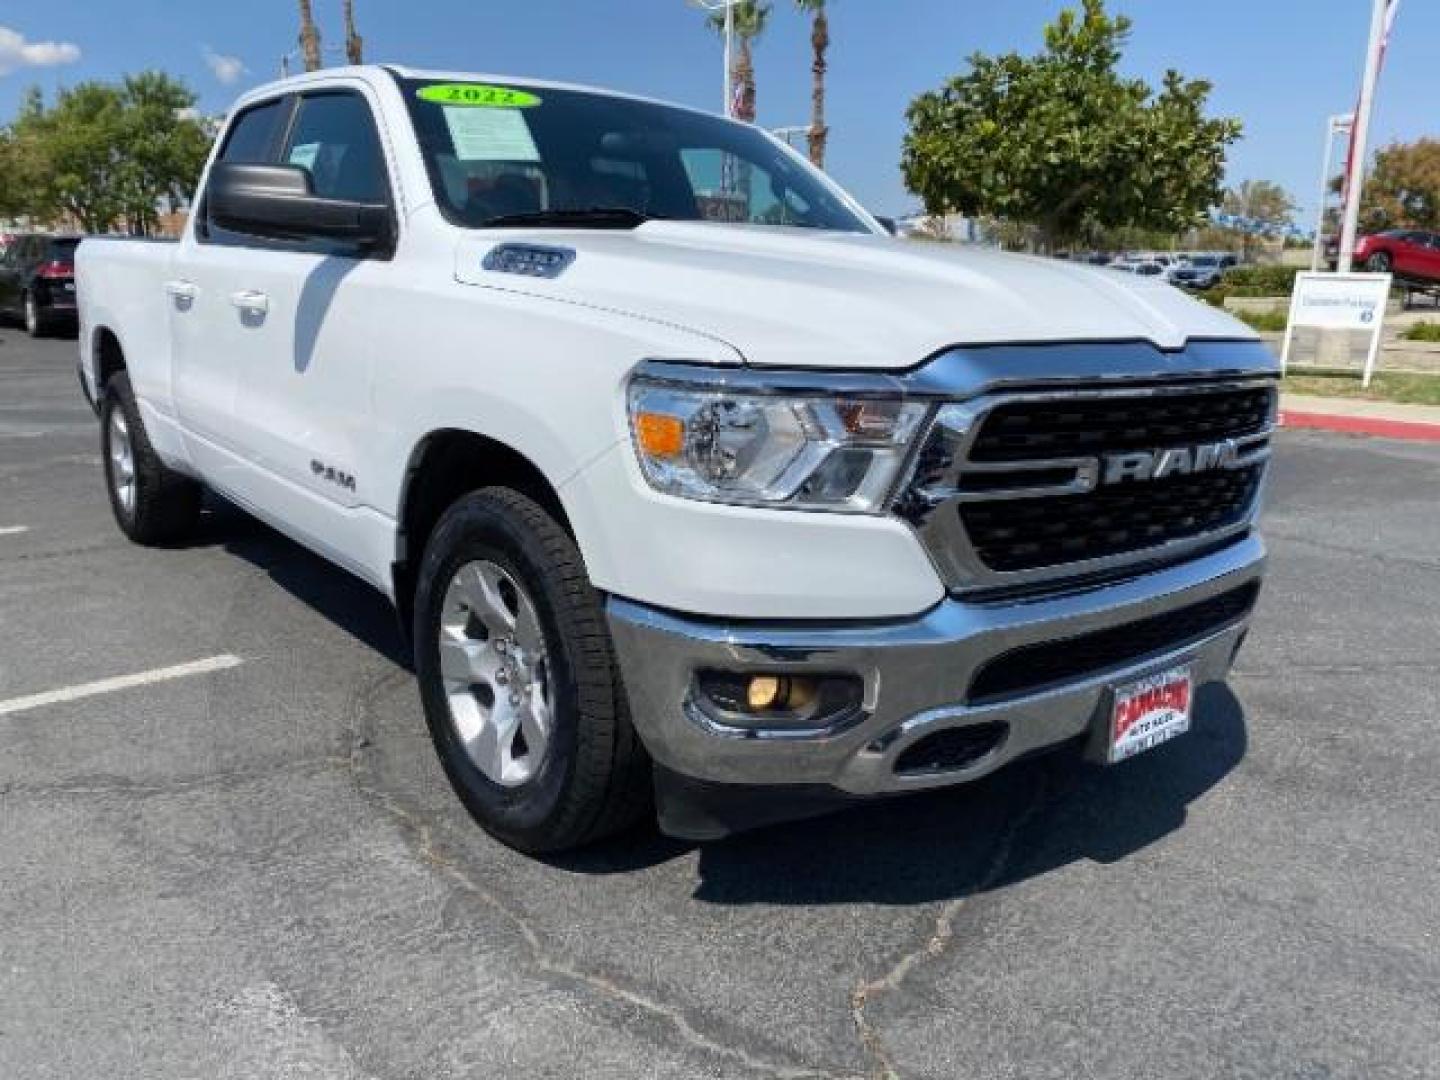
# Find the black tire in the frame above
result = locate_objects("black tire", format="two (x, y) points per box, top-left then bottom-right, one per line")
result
(413, 488), (651, 854)
(101, 372), (203, 545)
(23, 292), (49, 338)
(1367, 251), (1393, 274)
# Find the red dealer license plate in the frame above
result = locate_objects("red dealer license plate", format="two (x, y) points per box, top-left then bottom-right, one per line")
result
(1108, 665), (1193, 763)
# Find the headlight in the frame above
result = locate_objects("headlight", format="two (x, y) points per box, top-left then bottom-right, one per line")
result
(627, 376), (931, 513)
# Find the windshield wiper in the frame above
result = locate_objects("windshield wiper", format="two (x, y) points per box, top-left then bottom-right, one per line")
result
(482, 207), (661, 230)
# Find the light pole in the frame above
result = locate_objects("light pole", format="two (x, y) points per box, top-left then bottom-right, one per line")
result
(689, 0), (740, 116)
(1311, 113), (1354, 273)
(771, 126), (809, 150)
(280, 44), (346, 78)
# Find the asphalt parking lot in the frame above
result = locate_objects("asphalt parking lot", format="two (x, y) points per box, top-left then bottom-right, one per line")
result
(1, 327), (1437, 1080)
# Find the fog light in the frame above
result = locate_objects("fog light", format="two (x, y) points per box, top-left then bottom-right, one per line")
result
(748, 676), (784, 711)
(693, 670), (864, 734)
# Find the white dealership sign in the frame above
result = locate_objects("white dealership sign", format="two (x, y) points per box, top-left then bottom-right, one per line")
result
(1280, 271), (1392, 386)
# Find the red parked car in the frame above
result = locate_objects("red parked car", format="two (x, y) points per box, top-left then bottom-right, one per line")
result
(1353, 229), (1440, 284)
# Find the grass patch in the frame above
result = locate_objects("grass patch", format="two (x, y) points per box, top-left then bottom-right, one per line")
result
(1234, 307), (1289, 332)
(1401, 321), (1440, 342)
(1284, 369), (1440, 407)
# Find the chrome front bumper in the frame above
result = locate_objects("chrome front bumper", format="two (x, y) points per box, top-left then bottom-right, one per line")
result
(607, 534), (1265, 797)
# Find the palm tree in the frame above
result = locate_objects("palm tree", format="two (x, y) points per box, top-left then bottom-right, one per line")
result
(708, 1), (771, 123)
(795, 0), (831, 168)
(343, 0), (364, 65)
(297, 0), (323, 72)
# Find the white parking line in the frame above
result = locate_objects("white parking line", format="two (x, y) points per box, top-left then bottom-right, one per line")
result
(0, 655), (244, 719)
(0, 526), (29, 536)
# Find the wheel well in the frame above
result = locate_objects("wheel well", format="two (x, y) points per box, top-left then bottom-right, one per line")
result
(95, 328), (126, 389)
(393, 430), (572, 631)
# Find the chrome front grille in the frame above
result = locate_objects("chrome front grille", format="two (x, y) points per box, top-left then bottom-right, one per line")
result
(897, 380), (1278, 593)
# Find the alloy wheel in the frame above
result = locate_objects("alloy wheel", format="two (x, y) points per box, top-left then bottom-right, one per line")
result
(108, 409), (136, 516)
(438, 559), (553, 787)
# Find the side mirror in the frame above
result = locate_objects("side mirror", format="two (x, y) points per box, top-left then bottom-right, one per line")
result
(206, 162), (393, 254)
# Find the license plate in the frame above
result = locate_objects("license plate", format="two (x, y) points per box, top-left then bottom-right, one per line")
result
(1107, 664), (1193, 763)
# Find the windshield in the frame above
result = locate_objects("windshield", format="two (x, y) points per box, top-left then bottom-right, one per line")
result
(400, 78), (870, 233)
(46, 238), (80, 261)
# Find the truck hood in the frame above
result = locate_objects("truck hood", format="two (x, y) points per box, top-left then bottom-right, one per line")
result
(455, 222), (1256, 370)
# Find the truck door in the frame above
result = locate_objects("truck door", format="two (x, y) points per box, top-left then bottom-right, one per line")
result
(218, 86), (398, 582)
(170, 95), (293, 490)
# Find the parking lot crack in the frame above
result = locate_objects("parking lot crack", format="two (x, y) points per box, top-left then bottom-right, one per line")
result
(343, 668), (855, 1080)
(848, 772), (1052, 1080)
(0, 756), (351, 800)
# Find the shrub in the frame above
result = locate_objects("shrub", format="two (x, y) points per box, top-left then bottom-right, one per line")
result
(1402, 321), (1440, 342)
(1219, 264), (1303, 297)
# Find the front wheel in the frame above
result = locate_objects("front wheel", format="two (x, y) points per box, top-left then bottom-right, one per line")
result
(413, 488), (650, 853)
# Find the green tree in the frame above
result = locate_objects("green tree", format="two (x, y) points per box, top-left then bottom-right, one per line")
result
(795, 0), (831, 168)
(901, 0), (1241, 250)
(1221, 180), (1295, 226)
(6, 73), (211, 234)
(1362, 138), (1440, 230)
(709, 1), (772, 123)
(1220, 179), (1297, 260)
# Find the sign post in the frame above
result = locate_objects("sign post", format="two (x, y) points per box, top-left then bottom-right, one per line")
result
(1281, 272), (1392, 387)
(1310, 113), (1353, 273)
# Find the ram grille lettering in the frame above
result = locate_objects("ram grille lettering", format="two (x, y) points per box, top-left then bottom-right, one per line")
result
(1101, 440), (1243, 486)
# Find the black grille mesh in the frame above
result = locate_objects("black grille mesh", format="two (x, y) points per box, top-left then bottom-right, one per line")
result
(970, 387), (1275, 463)
(968, 581), (1260, 704)
(960, 464), (1264, 573)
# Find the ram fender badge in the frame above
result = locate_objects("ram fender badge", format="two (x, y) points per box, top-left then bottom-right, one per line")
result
(482, 244), (576, 279)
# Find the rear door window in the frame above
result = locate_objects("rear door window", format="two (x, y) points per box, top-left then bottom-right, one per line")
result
(218, 99), (287, 164)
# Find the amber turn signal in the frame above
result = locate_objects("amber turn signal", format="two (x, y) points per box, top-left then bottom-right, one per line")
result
(635, 412), (685, 459)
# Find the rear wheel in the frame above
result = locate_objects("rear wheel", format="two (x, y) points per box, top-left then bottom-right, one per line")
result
(23, 292), (47, 338)
(1366, 251), (1393, 274)
(413, 488), (650, 853)
(101, 372), (203, 544)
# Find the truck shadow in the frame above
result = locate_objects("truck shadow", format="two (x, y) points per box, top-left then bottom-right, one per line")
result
(193, 496), (409, 667)
(194, 494), (1250, 908)
(561, 684), (1248, 907)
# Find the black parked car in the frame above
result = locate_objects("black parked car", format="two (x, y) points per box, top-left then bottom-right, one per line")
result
(0, 234), (82, 337)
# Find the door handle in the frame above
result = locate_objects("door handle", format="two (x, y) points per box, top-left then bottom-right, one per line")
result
(230, 290), (270, 315)
(164, 280), (198, 301)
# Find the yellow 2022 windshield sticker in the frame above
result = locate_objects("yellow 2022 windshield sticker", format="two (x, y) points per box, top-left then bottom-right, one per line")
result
(416, 83), (542, 108)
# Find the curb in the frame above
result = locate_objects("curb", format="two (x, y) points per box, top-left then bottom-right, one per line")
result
(1280, 409), (1440, 443)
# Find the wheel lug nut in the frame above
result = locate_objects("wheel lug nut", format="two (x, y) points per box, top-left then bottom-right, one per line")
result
(496, 671), (508, 685)
(510, 693), (521, 707)
(495, 639), (507, 655)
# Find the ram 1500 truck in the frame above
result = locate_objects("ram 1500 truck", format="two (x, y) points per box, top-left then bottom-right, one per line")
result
(76, 67), (1275, 853)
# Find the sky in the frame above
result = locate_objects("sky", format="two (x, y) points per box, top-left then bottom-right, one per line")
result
(1, 1), (1436, 225)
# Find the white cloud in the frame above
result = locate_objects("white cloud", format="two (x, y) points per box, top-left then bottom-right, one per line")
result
(202, 47), (247, 87)
(0, 25), (81, 76)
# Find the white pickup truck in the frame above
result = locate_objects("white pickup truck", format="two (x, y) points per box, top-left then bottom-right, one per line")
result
(77, 66), (1276, 852)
